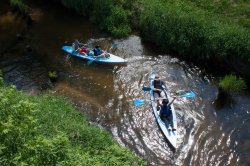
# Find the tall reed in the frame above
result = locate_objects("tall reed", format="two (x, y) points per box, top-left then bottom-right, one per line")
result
(140, 0), (250, 67)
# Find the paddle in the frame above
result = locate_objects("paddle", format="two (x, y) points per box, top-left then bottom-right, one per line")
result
(143, 86), (195, 96)
(133, 91), (195, 106)
(142, 86), (151, 91)
(87, 57), (96, 65)
(133, 97), (166, 106)
(87, 43), (117, 65)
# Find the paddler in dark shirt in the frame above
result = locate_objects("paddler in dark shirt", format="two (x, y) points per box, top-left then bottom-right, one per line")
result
(153, 75), (166, 107)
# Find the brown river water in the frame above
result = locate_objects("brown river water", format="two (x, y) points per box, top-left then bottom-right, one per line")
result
(0, 0), (249, 165)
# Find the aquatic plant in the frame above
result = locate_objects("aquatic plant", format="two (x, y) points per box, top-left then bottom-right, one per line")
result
(219, 74), (246, 94)
(48, 71), (58, 82)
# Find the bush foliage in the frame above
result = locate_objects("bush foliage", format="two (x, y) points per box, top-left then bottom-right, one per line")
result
(12, 0), (250, 75)
(139, 0), (250, 64)
(60, 0), (132, 37)
(184, 0), (250, 28)
(0, 76), (146, 165)
(9, 0), (29, 15)
(219, 74), (246, 94)
(57, 0), (250, 77)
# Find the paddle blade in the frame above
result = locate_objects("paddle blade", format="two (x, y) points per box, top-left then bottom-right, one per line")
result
(181, 91), (195, 98)
(111, 43), (117, 49)
(142, 86), (151, 91)
(133, 99), (146, 106)
(87, 59), (95, 65)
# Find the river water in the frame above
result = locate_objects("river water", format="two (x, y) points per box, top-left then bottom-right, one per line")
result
(0, 0), (249, 165)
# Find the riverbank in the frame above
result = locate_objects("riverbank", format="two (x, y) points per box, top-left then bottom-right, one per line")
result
(1, 1), (250, 164)
(0, 74), (146, 165)
(55, 0), (250, 83)
(4, 0), (250, 84)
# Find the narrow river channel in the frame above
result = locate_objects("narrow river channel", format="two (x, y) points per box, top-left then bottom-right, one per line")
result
(0, 0), (249, 165)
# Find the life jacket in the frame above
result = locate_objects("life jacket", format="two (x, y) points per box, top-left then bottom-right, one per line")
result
(79, 48), (88, 54)
(88, 50), (94, 56)
(93, 48), (103, 56)
(153, 80), (163, 89)
(160, 104), (172, 117)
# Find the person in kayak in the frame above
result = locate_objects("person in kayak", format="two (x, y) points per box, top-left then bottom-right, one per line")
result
(93, 45), (110, 58)
(93, 45), (103, 56)
(78, 44), (89, 56)
(72, 39), (85, 52)
(159, 98), (176, 131)
(153, 75), (166, 108)
(72, 39), (90, 56)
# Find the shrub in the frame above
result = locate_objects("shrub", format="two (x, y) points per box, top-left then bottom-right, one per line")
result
(58, 0), (133, 37)
(9, 0), (29, 15)
(0, 75), (145, 165)
(139, 0), (250, 66)
(104, 6), (132, 37)
(48, 71), (57, 78)
(219, 74), (246, 94)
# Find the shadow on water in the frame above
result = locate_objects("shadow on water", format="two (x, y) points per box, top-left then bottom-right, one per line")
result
(214, 87), (235, 110)
(0, 0), (250, 166)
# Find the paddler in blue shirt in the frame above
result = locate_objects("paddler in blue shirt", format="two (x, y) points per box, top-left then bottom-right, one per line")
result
(153, 75), (166, 108)
(92, 45), (110, 58)
(93, 45), (103, 56)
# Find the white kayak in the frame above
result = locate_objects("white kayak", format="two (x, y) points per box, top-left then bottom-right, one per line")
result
(149, 72), (177, 149)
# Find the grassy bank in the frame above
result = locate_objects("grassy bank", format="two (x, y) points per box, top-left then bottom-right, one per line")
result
(8, 0), (250, 79)
(140, 0), (249, 62)
(55, 0), (250, 79)
(0, 74), (146, 165)
(59, 0), (133, 37)
(185, 0), (250, 29)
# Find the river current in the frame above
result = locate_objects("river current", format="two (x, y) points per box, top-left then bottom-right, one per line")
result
(0, 0), (249, 165)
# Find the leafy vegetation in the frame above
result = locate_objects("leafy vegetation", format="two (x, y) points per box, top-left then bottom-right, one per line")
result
(53, 0), (250, 79)
(140, 0), (250, 64)
(0, 74), (146, 165)
(48, 71), (57, 78)
(219, 74), (246, 94)
(104, 5), (131, 37)
(9, 0), (29, 15)
(48, 71), (58, 83)
(60, 0), (132, 37)
(184, 0), (250, 28)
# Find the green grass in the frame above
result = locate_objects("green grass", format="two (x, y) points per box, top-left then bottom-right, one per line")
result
(183, 0), (250, 28)
(219, 74), (246, 94)
(139, 0), (250, 74)
(55, 0), (250, 73)
(0, 73), (146, 165)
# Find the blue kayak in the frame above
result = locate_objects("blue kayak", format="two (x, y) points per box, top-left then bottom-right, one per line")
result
(62, 46), (127, 65)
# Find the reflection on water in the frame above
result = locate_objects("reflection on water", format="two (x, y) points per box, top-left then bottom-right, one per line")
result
(0, 0), (249, 165)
